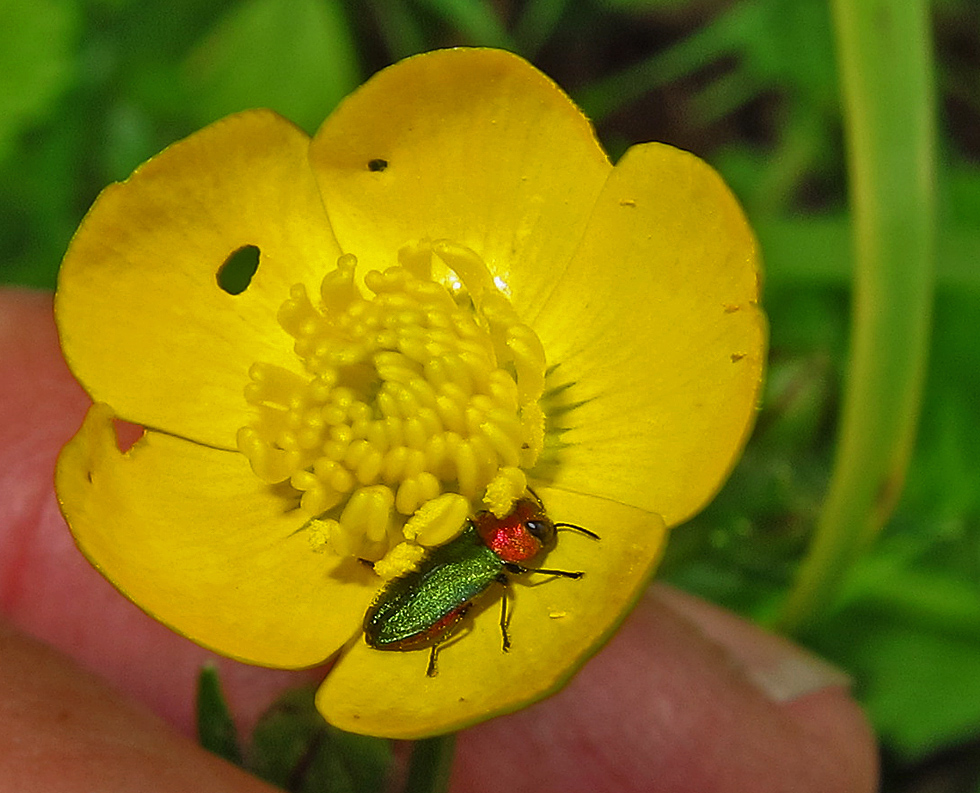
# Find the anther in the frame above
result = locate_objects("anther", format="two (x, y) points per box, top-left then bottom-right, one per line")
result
(238, 244), (550, 562)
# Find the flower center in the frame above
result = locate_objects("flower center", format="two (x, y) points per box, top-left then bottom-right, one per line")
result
(237, 240), (547, 567)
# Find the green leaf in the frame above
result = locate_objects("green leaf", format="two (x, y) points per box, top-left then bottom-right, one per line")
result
(577, 0), (837, 121)
(945, 163), (980, 228)
(184, 0), (361, 133)
(859, 621), (980, 760)
(808, 547), (980, 759)
(366, 0), (427, 60)
(196, 666), (243, 765)
(249, 685), (392, 793)
(415, 0), (517, 50)
(0, 99), (86, 288)
(513, 0), (572, 56)
(597, 0), (695, 11)
(0, 0), (79, 162)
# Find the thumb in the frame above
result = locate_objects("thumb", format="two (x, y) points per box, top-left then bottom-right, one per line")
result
(0, 288), (322, 736)
(453, 584), (878, 793)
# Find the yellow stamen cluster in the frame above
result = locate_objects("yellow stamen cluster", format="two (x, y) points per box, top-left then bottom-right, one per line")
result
(237, 240), (547, 562)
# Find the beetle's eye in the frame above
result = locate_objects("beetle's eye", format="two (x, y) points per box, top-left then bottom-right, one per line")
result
(525, 519), (547, 539)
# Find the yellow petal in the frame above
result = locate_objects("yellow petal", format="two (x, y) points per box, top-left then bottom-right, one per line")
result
(56, 110), (342, 450)
(532, 143), (766, 527)
(309, 48), (610, 312)
(316, 487), (666, 738)
(56, 403), (376, 668)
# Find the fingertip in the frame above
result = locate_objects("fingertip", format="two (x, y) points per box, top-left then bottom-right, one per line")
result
(784, 686), (880, 793)
(652, 584), (878, 790)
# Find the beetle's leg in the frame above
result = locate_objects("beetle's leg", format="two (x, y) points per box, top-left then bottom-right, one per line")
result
(505, 562), (584, 579)
(529, 567), (584, 578)
(425, 603), (473, 677)
(497, 573), (511, 652)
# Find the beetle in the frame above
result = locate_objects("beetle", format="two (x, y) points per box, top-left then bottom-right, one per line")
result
(362, 492), (598, 676)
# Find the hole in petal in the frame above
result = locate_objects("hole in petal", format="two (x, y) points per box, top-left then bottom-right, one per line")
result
(367, 158), (388, 172)
(217, 245), (260, 295)
(113, 419), (144, 452)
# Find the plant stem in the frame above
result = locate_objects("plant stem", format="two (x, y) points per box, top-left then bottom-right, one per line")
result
(403, 734), (456, 793)
(776, 0), (936, 634)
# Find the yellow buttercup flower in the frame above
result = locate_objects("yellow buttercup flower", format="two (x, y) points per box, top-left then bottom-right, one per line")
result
(54, 48), (765, 739)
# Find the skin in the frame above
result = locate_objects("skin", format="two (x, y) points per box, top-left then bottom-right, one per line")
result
(0, 288), (878, 793)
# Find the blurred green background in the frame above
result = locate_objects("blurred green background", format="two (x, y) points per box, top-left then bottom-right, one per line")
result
(2, 0), (979, 790)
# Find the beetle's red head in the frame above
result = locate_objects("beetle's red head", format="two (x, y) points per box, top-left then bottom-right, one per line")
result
(474, 496), (556, 564)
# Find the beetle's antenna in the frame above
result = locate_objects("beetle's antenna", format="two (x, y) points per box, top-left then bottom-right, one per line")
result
(526, 486), (598, 538)
(554, 522), (600, 540)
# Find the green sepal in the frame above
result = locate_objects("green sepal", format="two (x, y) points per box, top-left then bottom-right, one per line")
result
(196, 665), (243, 766)
(249, 685), (392, 793)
